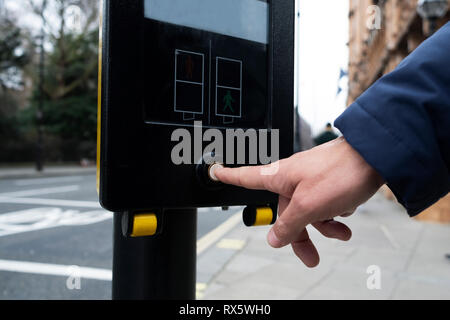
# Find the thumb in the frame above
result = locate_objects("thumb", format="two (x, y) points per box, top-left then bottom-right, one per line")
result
(267, 198), (310, 248)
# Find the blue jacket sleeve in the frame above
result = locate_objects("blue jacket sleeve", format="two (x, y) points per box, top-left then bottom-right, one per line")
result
(335, 22), (450, 217)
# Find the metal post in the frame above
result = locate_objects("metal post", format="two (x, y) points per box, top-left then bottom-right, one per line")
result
(36, 1), (47, 173)
(112, 209), (197, 300)
(36, 33), (44, 172)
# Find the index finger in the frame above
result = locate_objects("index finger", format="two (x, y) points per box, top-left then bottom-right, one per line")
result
(215, 166), (274, 192)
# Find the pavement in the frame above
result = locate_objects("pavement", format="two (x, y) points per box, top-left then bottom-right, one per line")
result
(198, 192), (450, 300)
(0, 165), (96, 180)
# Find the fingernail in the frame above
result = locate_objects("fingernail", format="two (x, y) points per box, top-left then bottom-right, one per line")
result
(215, 166), (227, 175)
(267, 229), (283, 248)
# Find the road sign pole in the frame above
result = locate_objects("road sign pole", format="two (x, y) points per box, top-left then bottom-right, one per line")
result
(112, 209), (197, 300)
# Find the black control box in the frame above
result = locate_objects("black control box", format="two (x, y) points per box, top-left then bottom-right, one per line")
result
(98, 0), (294, 212)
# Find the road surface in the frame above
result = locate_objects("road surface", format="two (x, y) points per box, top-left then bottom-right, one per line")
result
(0, 174), (241, 299)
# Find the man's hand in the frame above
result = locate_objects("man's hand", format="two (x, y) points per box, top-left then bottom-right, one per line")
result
(215, 137), (385, 267)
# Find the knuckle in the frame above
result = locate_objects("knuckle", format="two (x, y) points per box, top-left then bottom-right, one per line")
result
(263, 174), (276, 191)
(272, 170), (284, 185)
(294, 193), (318, 216)
(237, 167), (246, 186)
(292, 195), (307, 212)
(274, 219), (291, 241)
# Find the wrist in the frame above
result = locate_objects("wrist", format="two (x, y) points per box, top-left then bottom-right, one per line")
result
(342, 137), (385, 188)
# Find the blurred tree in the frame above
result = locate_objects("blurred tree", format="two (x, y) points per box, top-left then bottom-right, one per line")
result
(0, 11), (31, 162)
(27, 0), (99, 161)
(0, 17), (29, 92)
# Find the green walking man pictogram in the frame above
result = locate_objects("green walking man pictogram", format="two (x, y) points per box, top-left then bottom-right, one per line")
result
(223, 90), (235, 113)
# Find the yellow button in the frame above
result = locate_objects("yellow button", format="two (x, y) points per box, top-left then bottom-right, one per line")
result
(254, 207), (274, 226)
(131, 213), (158, 237)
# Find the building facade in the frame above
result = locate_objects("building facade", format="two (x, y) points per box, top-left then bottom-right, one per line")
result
(348, 0), (450, 222)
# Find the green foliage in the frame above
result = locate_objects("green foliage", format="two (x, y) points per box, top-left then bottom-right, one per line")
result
(26, 28), (99, 162)
(43, 30), (99, 99)
(0, 1), (100, 163)
(0, 16), (32, 163)
(32, 29), (99, 137)
(30, 92), (98, 141)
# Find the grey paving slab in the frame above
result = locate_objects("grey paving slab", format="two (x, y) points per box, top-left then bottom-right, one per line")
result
(392, 278), (450, 300)
(197, 247), (238, 284)
(205, 281), (300, 300)
(201, 191), (450, 300)
(301, 266), (398, 300)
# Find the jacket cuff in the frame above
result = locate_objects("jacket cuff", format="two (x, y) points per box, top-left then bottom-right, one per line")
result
(335, 102), (449, 216)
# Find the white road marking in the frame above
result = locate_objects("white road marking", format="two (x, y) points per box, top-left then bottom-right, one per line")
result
(0, 197), (101, 208)
(216, 238), (246, 250)
(198, 207), (225, 213)
(0, 207), (112, 237)
(196, 282), (208, 299)
(0, 185), (80, 198)
(14, 176), (85, 187)
(197, 211), (242, 255)
(0, 259), (112, 281)
(0, 209), (244, 280)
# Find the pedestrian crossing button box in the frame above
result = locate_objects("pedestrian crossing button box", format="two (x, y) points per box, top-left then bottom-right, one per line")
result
(98, 0), (295, 212)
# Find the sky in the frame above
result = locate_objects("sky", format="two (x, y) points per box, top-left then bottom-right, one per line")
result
(5, 0), (350, 135)
(298, 0), (349, 135)
(4, 0), (75, 37)
(5, 1), (41, 31)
